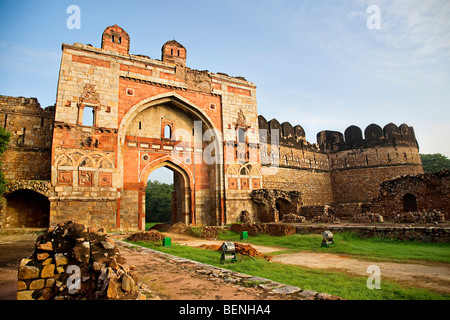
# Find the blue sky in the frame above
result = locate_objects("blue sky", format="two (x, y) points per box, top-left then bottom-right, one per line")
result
(1, 0), (449, 183)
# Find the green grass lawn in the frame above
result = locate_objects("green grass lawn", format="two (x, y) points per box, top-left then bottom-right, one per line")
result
(217, 230), (450, 264)
(127, 240), (449, 300)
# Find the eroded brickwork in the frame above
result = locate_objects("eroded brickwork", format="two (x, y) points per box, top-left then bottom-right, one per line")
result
(371, 170), (450, 219)
(0, 96), (54, 180)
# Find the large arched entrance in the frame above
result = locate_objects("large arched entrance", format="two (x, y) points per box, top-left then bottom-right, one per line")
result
(117, 92), (224, 230)
(3, 190), (50, 228)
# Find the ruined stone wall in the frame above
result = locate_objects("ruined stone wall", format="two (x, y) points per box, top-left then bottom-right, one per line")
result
(330, 163), (423, 204)
(295, 224), (450, 243)
(0, 96), (54, 181)
(370, 170), (450, 220)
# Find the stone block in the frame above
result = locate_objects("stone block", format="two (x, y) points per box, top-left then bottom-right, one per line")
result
(17, 281), (28, 291)
(29, 279), (45, 290)
(18, 266), (40, 280)
(41, 264), (55, 278)
(17, 290), (34, 300)
(54, 253), (69, 266)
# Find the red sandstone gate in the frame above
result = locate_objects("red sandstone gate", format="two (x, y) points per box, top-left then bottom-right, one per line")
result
(116, 93), (224, 230)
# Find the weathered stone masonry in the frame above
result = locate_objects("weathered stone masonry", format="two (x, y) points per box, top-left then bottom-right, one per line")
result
(2, 24), (443, 231)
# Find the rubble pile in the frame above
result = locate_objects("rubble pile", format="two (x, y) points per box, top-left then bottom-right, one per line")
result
(199, 227), (223, 239)
(311, 212), (340, 224)
(199, 242), (272, 261)
(282, 213), (307, 223)
(240, 210), (252, 224)
(126, 230), (165, 243)
(233, 243), (272, 261)
(351, 212), (384, 223)
(230, 223), (296, 236)
(17, 221), (144, 300)
(394, 210), (445, 224)
(168, 222), (191, 234)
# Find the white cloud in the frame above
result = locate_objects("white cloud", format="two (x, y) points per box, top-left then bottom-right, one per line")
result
(315, 0), (450, 85)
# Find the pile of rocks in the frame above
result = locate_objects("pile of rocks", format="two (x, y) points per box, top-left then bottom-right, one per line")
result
(394, 210), (445, 224)
(351, 212), (384, 223)
(126, 230), (165, 243)
(240, 210), (252, 224)
(282, 213), (307, 223)
(17, 221), (144, 300)
(230, 223), (296, 236)
(233, 243), (272, 261)
(310, 212), (340, 224)
(190, 226), (225, 240)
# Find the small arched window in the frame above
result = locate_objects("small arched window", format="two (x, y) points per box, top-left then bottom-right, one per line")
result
(164, 124), (172, 139)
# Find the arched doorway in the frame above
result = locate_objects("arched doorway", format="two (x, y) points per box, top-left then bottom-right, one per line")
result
(140, 157), (193, 230)
(145, 167), (174, 228)
(275, 198), (292, 221)
(3, 190), (50, 228)
(403, 193), (418, 212)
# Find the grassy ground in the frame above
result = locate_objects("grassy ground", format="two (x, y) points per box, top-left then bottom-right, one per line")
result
(128, 240), (449, 300)
(217, 230), (450, 264)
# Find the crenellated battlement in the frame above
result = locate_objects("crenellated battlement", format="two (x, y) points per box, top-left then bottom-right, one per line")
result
(258, 115), (422, 178)
(317, 123), (418, 152)
(258, 115), (318, 152)
(258, 115), (419, 154)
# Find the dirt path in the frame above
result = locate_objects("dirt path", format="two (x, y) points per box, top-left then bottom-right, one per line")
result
(0, 234), (37, 300)
(117, 243), (280, 300)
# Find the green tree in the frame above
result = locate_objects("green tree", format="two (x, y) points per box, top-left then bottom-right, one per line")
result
(145, 180), (173, 222)
(420, 153), (450, 173)
(0, 127), (11, 197)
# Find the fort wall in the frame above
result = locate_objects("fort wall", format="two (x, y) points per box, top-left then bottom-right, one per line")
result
(258, 115), (424, 210)
(0, 96), (54, 181)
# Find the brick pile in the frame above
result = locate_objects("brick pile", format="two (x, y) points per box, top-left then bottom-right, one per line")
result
(230, 223), (296, 236)
(197, 227), (224, 240)
(310, 212), (340, 224)
(351, 212), (384, 223)
(394, 210), (445, 224)
(240, 210), (252, 224)
(126, 230), (165, 242)
(233, 243), (272, 261)
(199, 242), (272, 261)
(282, 213), (307, 223)
(17, 221), (144, 300)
